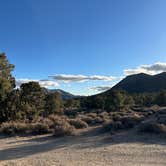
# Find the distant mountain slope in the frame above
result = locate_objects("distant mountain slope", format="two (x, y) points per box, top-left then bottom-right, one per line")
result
(111, 72), (166, 93)
(45, 89), (77, 100)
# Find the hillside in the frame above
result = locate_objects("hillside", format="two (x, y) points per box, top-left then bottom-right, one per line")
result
(111, 72), (166, 93)
(46, 89), (77, 100)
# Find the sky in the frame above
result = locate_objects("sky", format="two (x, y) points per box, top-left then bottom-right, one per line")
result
(1, 0), (166, 95)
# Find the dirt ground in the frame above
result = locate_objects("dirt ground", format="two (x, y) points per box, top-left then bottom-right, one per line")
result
(0, 125), (166, 166)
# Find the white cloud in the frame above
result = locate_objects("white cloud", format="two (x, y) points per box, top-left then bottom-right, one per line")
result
(50, 74), (116, 83)
(89, 86), (112, 92)
(16, 79), (59, 88)
(124, 62), (166, 76)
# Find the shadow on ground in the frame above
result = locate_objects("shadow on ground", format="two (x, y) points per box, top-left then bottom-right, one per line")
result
(0, 125), (166, 161)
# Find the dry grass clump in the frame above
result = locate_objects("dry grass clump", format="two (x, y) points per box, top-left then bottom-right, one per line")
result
(102, 120), (123, 132)
(110, 111), (131, 121)
(45, 115), (76, 136)
(48, 115), (68, 124)
(30, 123), (51, 134)
(0, 115), (76, 136)
(139, 122), (166, 134)
(53, 121), (75, 136)
(78, 114), (105, 125)
(99, 111), (109, 117)
(35, 117), (54, 128)
(0, 122), (29, 135)
(86, 113), (97, 118)
(138, 108), (166, 134)
(93, 116), (105, 124)
(132, 106), (157, 118)
(120, 114), (144, 128)
(0, 122), (51, 135)
(68, 118), (88, 129)
(77, 111), (111, 125)
(78, 114), (94, 125)
(98, 112), (110, 122)
(102, 114), (144, 133)
(64, 109), (78, 118)
(112, 114), (123, 121)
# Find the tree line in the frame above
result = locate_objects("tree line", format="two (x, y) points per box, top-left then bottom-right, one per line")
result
(0, 53), (166, 123)
(0, 53), (66, 122)
(80, 90), (166, 111)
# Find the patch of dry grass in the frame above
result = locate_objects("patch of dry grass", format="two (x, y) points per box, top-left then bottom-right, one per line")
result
(68, 118), (88, 129)
(0, 115), (76, 136)
(53, 122), (75, 136)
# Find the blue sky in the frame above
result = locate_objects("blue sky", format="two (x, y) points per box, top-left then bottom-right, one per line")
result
(1, 0), (166, 95)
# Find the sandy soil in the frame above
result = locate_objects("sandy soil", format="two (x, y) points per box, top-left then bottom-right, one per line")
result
(0, 125), (166, 166)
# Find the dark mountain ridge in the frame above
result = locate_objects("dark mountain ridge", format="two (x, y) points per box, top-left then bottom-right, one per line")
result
(111, 72), (166, 93)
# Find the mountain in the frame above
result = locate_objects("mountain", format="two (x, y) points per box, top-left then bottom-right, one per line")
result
(44, 89), (78, 100)
(111, 72), (166, 93)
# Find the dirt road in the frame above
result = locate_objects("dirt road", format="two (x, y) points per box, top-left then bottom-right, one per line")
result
(0, 126), (166, 166)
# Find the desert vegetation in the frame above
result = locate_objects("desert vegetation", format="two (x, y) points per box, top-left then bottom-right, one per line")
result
(0, 53), (166, 137)
(139, 108), (166, 134)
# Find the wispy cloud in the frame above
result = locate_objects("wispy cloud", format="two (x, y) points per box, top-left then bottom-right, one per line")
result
(16, 79), (59, 88)
(50, 74), (116, 83)
(89, 86), (112, 92)
(124, 62), (166, 76)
